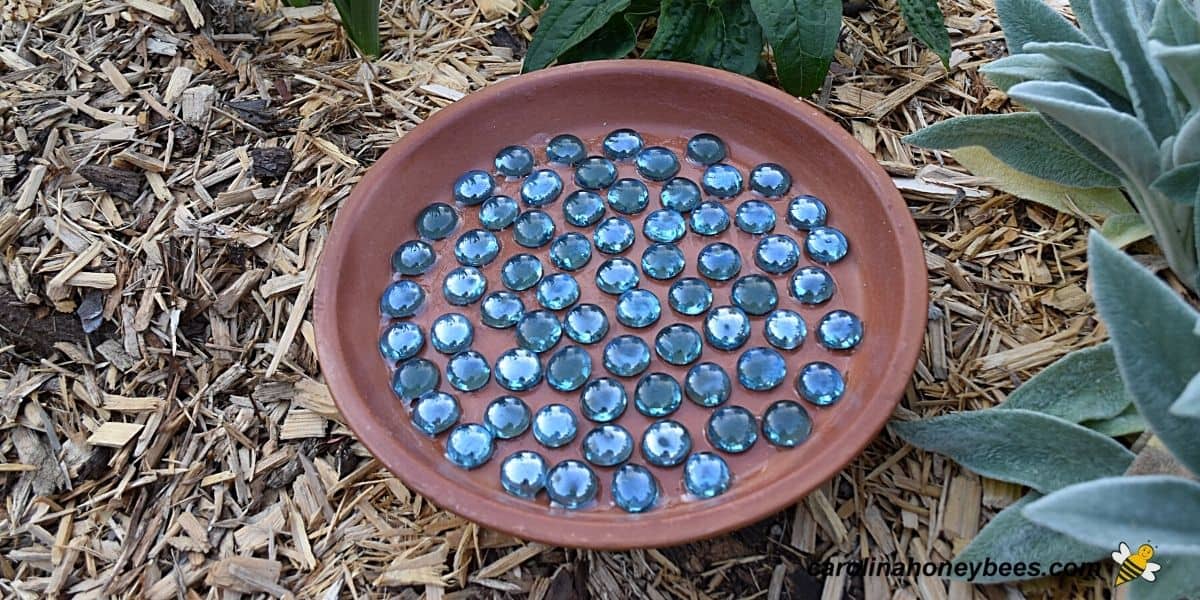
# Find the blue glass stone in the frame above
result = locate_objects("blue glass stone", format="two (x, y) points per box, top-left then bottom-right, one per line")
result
(549, 233), (592, 271)
(607, 178), (650, 215)
(786, 195), (827, 230)
(494, 348), (543, 391)
(641, 243), (685, 280)
(500, 451), (548, 499)
(655, 324), (703, 366)
(731, 275), (778, 316)
(480, 292), (524, 329)
(380, 322), (424, 361)
(484, 396), (531, 439)
(612, 464), (659, 513)
(454, 229), (500, 267)
(431, 313), (473, 354)
(707, 406), (758, 453)
(762, 400), (812, 447)
(634, 372), (682, 417)
(537, 273), (581, 310)
(580, 378), (627, 422)
(495, 145), (535, 177)
(547, 134), (587, 166)
(790, 266), (836, 304)
(593, 216), (636, 254)
(500, 253), (543, 291)
(603, 335), (652, 377)
(704, 306), (751, 351)
(602, 128), (643, 160)
(445, 423), (494, 469)
(685, 362), (731, 407)
(392, 358), (439, 400)
(683, 452), (731, 498)
(533, 404), (578, 448)
(806, 226), (849, 264)
(748, 163), (791, 197)
(818, 310), (863, 350)
(635, 146), (680, 181)
(582, 424), (634, 466)
(660, 177), (702, 212)
(446, 350), (490, 391)
(392, 240), (435, 275)
(668, 278), (713, 316)
(564, 303), (609, 344)
(686, 133), (726, 165)
(453, 170), (494, 206)
(765, 310), (806, 350)
(690, 201), (730, 236)
(797, 361), (845, 406)
(734, 200), (776, 234)
(516, 310), (562, 353)
(521, 169), (564, 206)
(641, 420), (691, 467)
(417, 202), (458, 240)
(381, 280), (425, 317)
(643, 209), (687, 243)
(737, 347), (787, 391)
(546, 345), (592, 392)
(702, 164), (743, 198)
(755, 234), (801, 274)
(616, 289), (661, 328)
(411, 391), (459, 435)
(480, 195), (520, 230)
(595, 257), (640, 294)
(546, 460), (598, 509)
(513, 210), (556, 248)
(575, 156), (618, 190)
(563, 190), (606, 227)
(443, 266), (487, 306)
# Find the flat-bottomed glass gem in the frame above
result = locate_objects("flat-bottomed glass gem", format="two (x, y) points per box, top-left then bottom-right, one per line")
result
(454, 229), (500, 266)
(765, 310), (806, 350)
(412, 391), (459, 435)
(707, 406), (758, 453)
(480, 292), (524, 329)
(564, 303), (609, 344)
(603, 335), (652, 377)
(546, 460), (598, 509)
(635, 146), (680, 181)
(641, 420), (691, 467)
(563, 190), (606, 227)
(806, 226), (849, 263)
(643, 209), (686, 243)
(445, 423), (494, 469)
(501, 254), (543, 291)
(704, 306), (751, 351)
(702, 164), (743, 198)
(616, 289), (661, 328)
(453, 170), (494, 205)
(575, 156), (618, 190)
(685, 362), (731, 407)
(668, 278), (713, 315)
(755, 234), (801, 274)
(731, 275), (778, 315)
(697, 243), (741, 281)
(480, 195), (520, 230)
(393, 240), (435, 275)
(797, 362), (845, 406)
(381, 280), (424, 317)
(583, 424), (634, 466)
(495, 145), (535, 177)
(762, 400), (813, 447)
(547, 134), (587, 165)
(533, 404), (578, 448)
(635, 372), (683, 417)
(443, 266), (487, 305)
(546, 345), (592, 392)
(494, 348), (543, 391)
(380, 322), (424, 361)
(513, 210), (556, 248)
(392, 358), (439, 400)
(737, 347), (787, 391)
(749, 163), (791, 197)
(818, 310), (863, 350)
(684, 452), (731, 498)
(787, 195), (827, 230)
(791, 266), (836, 304)
(655, 324), (703, 366)
(690, 201), (730, 236)
(417, 203), (458, 240)
(580, 378), (628, 422)
(516, 310), (562, 353)
(603, 128), (644, 160)
(735, 200), (776, 234)
(431, 313), (473, 354)
(500, 451), (548, 498)
(686, 133), (726, 165)
(446, 350), (490, 391)
(660, 177), (702, 212)
(595, 257), (640, 294)
(593, 216), (636, 254)
(607, 178), (650, 214)
(484, 396), (532, 439)
(549, 233), (592, 271)
(641, 243), (685, 280)
(536, 273), (580, 310)
(612, 464), (659, 513)
(521, 169), (564, 206)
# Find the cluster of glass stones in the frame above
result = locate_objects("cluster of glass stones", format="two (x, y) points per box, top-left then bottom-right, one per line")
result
(381, 130), (860, 513)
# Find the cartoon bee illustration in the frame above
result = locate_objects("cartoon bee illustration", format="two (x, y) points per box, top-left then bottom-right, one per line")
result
(1112, 542), (1161, 587)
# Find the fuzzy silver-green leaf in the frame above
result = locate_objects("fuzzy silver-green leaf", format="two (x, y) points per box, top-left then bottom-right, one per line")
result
(1022, 41), (1128, 99)
(995, 0), (1090, 53)
(1081, 402), (1147, 436)
(998, 343), (1132, 422)
(1092, 0), (1181, 142)
(1150, 41), (1200, 108)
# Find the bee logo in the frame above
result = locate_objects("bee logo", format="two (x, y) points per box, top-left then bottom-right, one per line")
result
(1111, 542), (1161, 587)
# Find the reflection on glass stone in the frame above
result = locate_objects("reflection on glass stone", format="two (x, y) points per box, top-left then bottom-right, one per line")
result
(481, 292), (524, 329)
(593, 216), (636, 254)
(686, 133), (726, 165)
(806, 226), (849, 264)
(454, 229), (500, 267)
(797, 361), (845, 406)
(563, 190), (606, 227)
(655, 324), (703, 366)
(513, 210), (556, 248)
(583, 424), (634, 466)
(668, 278), (713, 316)
(495, 145), (535, 177)
(533, 404), (578, 448)
(443, 266), (487, 305)
(500, 253), (543, 291)
(411, 391), (459, 435)
(546, 460), (599, 509)
(446, 350), (490, 391)
(641, 243), (685, 280)
(485, 396), (531, 439)
(603, 335), (652, 377)
(500, 451), (548, 499)
(737, 347), (787, 391)
(537, 272), (580, 310)
(660, 177), (702, 212)
(393, 240), (435, 275)
(765, 309), (806, 351)
(445, 423), (494, 469)
(748, 163), (791, 197)
(635, 372), (683, 417)
(392, 358), (439, 400)
(616, 289), (661, 328)
(575, 156), (618, 190)
(431, 313), (473, 354)
(494, 348), (543, 391)
(731, 275), (778, 315)
(684, 452), (731, 498)
(685, 362), (731, 407)
(380, 321), (424, 361)
(547, 134), (587, 166)
(762, 400), (813, 447)
(697, 242), (741, 281)
(735, 200), (776, 234)
(755, 234), (801, 274)
(690, 201), (730, 236)
(607, 178), (650, 215)
(787, 195), (827, 230)
(790, 266), (836, 304)
(453, 170), (494, 205)
(580, 378), (628, 422)
(641, 420), (691, 467)
(702, 164), (743, 198)
(564, 303), (609, 344)
(818, 310), (863, 350)
(635, 146), (680, 181)
(707, 406), (758, 453)
(521, 169), (564, 207)
(595, 257), (640, 294)
(516, 309), (562, 353)
(546, 345), (592, 392)
(549, 232), (593, 271)
(704, 306), (751, 351)
(417, 202), (458, 240)
(602, 128), (644, 160)
(480, 195), (520, 230)
(381, 280), (424, 317)
(643, 209), (687, 243)
(612, 464), (659, 513)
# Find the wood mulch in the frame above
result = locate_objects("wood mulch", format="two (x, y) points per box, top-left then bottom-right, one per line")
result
(0, 0), (1116, 597)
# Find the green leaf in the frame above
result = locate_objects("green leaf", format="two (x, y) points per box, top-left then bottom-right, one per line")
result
(897, 0), (951, 67)
(980, 53), (1077, 92)
(995, 0), (1090, 53)
(332, 0), (381, 57)
(893, 409), (1135, 494)
(1022, 41), (1128, 99)
(998, 343), (1132, 422)
(1151, 162), (1200, 205)
(1081, 402), (1147, 436)
(1176, 111), (1200, 165)
(1127, 554), (1200, 600)
(283, 0), (313, 6)
(644, 0), (764, 76)
(1089, 230), (1200, 472)
(523, 0), (633, 72)
(1100, 212), (1154, 247)
(1151, 42), (1200, 108)
(1092, 0), (1181, 142)
(1041, 115), (1125, 178)
(1170, 371), (1200, 417)
(1069, 0), (1104, 46)
(1024, 476), (1200, 555)
(556, 11), (639, 63)
(749, 0), (842, 97)
(904, 113), (1121, 189)
(1151, 0), (1200, 46)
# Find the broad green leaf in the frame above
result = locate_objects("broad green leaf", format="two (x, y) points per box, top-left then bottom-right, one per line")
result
(1081, 402), (1147, 436)
(332, 0), (381, 57)
(523, 0), (633, 72)
(1170, 371), (1200, 417)
(995, 0), (1090, 53)
(1127, 554), (1200, 600)
(1151, 41), (1200, 108)
(904, 113), (1121, 189)
(893, 409), (1135, 494)
(898, 0), (951, 67)
(1024, 476), (1200, 555)
(283, 0), (313, 6)
(1176, 111), (1200, 165)
(644, 0), (764, 76)
(1093, 0), (1180, 142)
(950, 146), (1134, 218)
(950, 493), (1109, 583)
(1070, 0), (1104, 46)
(998, 343), (1132, 422)
(1023, 42), (1128, 99)
(1089, 230), (1200, 472)
(1151, 162), (1200, 205)
(1151, 0), (1200, 46)
(1041, 115), (1125, 177)
(556, 11), (639, 63)
(980, 53), (1077, 92)
(1100, 212), (1154, 247)
(749, 0), (842, 97)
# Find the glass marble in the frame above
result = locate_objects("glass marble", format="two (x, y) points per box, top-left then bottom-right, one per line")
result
(817, 310), (863, 350)
(549, 232), (592, 271)
(686, 133), (726, 165)
(707, 406), (758, 453)
(495, 145), (535, 178)
(454, 229), (500, 267)
(392, 358), (439, 400)
(480, 292), (524, 329)
(443, 266), (487, 306)
(453, 170), (494, 206)
(500, 451), (548, 499)
(446, 350), (490, 391)
(786, 195), (827, 230)
(595, 257), (640, 294)
(790, 266), (836, 304)
(612, 464), (659, 513)
(607, 178), (650, 215)
(533, 404), (578, 448)
(431, 313), (473, 354)
(380, 321), (424, 361)
(546, 345), (592, 392)
(602, 128), (644, 160)
(668, 278), (713, 316)
(536, 272), (580, 310)
(660, 177), (702, 212)
(484, 396), (531, 439)
(704, 306), (751, 351)
(546, 460), (598, 509)
(690, 201), (730, 236)
(580, 378), (628, 422)
(547, 134), (587, 165)
(593, 216), (636, 254)
(762, 400), (813, 447)
(696, 243), (741, 281)
(655, 324), (703, 366)
(685, 362), (731, 407)
(515, 310), (562, 353)
(411, 391), (459, 435)
(480, 195), (520, 230)
(417, 202), (458, 240)
(494, 348), (543, 391)
(748, 163), (791, 197)
(737, 347), (787, 391)
(641, 243), (685, 280)
(765, 309), (806, 350)
(731, 275), (778, 316)
(734, 200), (776, 234)
(755, 234), (801, 274)
(806, 226), (849, 264)
(582, 424), (634, 466)
(575, 156), (618, 190)
(797, 361), (845, 406)
(381, 280), (425, 317)
(521, 169), (564, 207)
(683, 452), (731, 498)
(641, 420), (691, 467)
(562, 190), (606, 227)
(616, 289), (661, 328)
(643, 209), (687, 243)
(564, 303), (609, 344)
(445, 423), (494, 469)
(702, 164), (743, 198)
(500, 253), (543, 291)
(635, 372), (683, 417)
(392, 240), (435, 275)
(513, 210), (556, 248)
(635, 146), (680, 181)
(603, 335), (652, 377)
